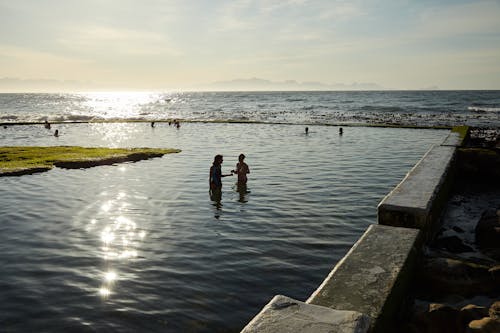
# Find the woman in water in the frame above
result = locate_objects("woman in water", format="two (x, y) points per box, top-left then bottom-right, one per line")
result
(232, 154), (250, 185)
(209, 155), (233, 196)
(209, 154), (233, 203)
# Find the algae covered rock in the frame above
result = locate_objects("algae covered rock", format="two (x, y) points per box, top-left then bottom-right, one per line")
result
(475, 208), (500, 260)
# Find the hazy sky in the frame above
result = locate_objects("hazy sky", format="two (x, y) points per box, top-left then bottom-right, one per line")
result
(1, 0), (500, 90)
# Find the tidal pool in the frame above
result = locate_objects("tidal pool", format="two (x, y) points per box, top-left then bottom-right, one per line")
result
(0, 122), (446, 332)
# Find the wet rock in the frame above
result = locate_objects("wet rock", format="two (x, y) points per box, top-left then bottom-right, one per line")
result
(459, 304), (489, 326)
(475, 209), (500, 260)
(419, 257), (498, 295)
(489, 301), (500, 319)
(489, 266), (500, 279)
(468, 317), (500, 332)
(412, 304), (464, 333)
(435, 235), (473, 253)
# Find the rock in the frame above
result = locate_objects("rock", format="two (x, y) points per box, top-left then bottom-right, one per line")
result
(468, 317), (500, 332)
(489, 301), (500, 319)
(459, 304), (489, 326)
(453, 226), (465, 233)
(435, 235), (473, 253)
(417, 304), (464, 333)
(489, 266), (500, 280)
(419, 257), (498, 295)
(475, 209), (500, 260)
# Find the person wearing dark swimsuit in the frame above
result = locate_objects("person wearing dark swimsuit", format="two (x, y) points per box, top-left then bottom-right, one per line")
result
(209, 155), (232, 202)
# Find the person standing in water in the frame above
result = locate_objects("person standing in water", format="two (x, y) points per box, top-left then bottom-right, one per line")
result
(209, 155), (233, 203)
(209, 154), (233, 198)
(232, 154), (250, 185)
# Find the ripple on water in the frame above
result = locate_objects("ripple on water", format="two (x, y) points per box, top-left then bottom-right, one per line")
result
(0, 123), (447, 331)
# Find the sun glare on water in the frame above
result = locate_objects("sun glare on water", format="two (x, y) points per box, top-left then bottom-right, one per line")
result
(81, 92), (161, 120)
(77, 190), (150, 300)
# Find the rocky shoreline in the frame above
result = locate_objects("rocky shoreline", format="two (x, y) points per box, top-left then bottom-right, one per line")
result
(402, 131), (500, 333)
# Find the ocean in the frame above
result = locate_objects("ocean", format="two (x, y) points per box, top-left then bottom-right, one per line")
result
(1, 90), (499, 127)
(0, 91), (498, 332)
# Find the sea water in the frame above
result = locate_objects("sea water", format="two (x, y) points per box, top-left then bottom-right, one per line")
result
(1, 90), (499, 127)
(0, 90), (495, 332)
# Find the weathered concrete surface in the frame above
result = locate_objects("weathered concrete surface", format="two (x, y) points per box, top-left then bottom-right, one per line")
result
(441, 125), (469, 147)
(241, 295), (370, 333)
(378, 145), (456, 232)
(441, 131), (462, 147)
(307, 224), (420, 333)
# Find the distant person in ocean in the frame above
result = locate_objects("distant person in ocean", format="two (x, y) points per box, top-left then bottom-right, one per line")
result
(232, 154), (250, 185)
(209, 155), (233, 201)
(305, 127), (309, 135)
(339, 127), (343, 135)
(175, 120), (181, 129)
(44, 120), (51, 129)
(54, 129), (59, 137)
(151, 121), (155, 127)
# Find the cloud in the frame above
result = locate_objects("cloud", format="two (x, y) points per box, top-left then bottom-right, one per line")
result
(416, 1), (500, 38)
(0, 44), (93, 78)
(56, 26), (183, 57)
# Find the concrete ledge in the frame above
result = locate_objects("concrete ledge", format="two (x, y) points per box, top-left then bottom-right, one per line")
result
(441, 131), (462, 147)
(441, 126), (469, 147)
(307, 224), (420, 333)
(377, 144), (456, 231)
(241, 295), (371, 333)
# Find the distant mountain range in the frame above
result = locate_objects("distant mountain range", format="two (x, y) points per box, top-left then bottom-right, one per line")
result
(0, 76), (390, 92)
(196, 78), (386, 91)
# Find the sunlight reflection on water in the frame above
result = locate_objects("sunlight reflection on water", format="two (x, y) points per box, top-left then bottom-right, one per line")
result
(82, 92), (162, 120)
(79, 189), (149, 300)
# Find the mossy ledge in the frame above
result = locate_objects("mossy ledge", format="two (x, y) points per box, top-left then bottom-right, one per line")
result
(0, 146), (181, 177)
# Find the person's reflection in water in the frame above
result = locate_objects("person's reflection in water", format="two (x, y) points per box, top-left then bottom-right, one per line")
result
(210, 187), (222, 218)
(236, 183), (250, 203)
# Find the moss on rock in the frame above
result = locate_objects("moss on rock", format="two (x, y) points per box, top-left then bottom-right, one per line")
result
(0, 146), (181, 176)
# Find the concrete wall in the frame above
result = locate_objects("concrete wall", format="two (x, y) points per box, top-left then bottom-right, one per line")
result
(307, 225), (420, 332)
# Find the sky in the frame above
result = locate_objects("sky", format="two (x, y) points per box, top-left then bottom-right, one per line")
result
(0, 0), (500, 91)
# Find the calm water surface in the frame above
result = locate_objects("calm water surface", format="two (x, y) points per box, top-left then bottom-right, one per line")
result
(0, 123), (446, 332)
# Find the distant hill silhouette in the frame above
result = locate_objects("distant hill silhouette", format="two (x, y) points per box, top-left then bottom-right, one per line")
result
(196, 78), (385, 91)
(1, 76), (387, 92)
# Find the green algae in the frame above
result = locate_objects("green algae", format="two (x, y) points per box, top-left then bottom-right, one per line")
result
(0, 146), (181, 176)
(451, 125), (470, 146)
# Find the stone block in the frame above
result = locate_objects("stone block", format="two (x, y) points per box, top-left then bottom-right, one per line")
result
(441, 131), (462, 147)
(241, 295), (370, 333)
(378, 144), (456, 231)
(307, 224), (420, 332)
